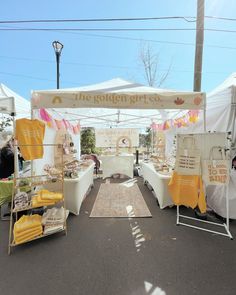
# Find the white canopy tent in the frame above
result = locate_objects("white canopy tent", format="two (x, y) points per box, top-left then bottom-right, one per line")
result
(31, 78), (205, 128)
(174, 73), (236, 144)
(0, 83), (30, 118)
(0, 83), (30, 145)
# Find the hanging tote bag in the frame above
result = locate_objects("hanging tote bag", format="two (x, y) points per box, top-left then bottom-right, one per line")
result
(202, 146), (230, 185)
(175, 136), (201, 175)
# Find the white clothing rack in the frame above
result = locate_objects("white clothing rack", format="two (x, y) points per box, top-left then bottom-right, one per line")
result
(175, 132), (233, 239)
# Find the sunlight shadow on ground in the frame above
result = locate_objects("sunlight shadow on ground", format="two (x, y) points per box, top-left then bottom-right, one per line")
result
(120, 178), (138, 188)
(126, 205), (146, 252)
(144, 281), (166, 295)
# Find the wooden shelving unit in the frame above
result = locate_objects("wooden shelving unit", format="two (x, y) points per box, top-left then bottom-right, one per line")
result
(8, 143), (67, 255)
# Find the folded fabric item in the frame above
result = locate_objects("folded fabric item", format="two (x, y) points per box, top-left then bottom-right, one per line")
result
(42, 207), (66, 225)
(14, 226), (42, 239)
(32, 199), (56, 208)
(14, 214), (42, 234)
(14, 192), (31, 210)
(14, 228), (43, 244)
(32, 195), (58, 203)
(44, 222), (64, 228)
(14, 202), (29, 210)
(44, 224), (64, 235)
(40, 193), (63, 201)
(35, 189), (63, 201)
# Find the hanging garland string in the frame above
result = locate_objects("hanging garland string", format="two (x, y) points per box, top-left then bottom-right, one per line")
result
(39, 108), (80, 135)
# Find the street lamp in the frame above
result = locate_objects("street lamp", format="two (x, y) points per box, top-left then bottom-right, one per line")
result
(52, 40), (63, 89)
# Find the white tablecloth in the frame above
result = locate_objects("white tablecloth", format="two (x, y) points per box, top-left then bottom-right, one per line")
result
(44, 163), (94, 215)
(141, 161), (173, 209)
(64, 163), (95, 215)
(100, 154), (134, 179)
(206, 169), (236, 219)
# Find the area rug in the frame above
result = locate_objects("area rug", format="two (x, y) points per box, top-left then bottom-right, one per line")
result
(90, 182), (152, 218)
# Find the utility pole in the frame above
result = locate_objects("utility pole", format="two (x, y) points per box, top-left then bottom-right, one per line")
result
(193, 0), (205, 91)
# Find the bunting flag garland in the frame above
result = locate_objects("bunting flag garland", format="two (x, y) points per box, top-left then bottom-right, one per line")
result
(39, 108), (80, 135)
(151, 110), (200, 131)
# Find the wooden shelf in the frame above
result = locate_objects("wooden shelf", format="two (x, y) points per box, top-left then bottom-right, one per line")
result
(8, 143), (67, 255)
(15, 174), (62, 180)
(12, 200), (64, 213)
(10, 227), (66, 246)
(15, 178), (63, 189)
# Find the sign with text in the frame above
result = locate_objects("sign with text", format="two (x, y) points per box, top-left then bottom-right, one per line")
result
(95, 128), (139, 147)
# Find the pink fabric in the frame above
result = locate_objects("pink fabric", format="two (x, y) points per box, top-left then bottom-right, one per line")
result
(39, 108), (51, 122)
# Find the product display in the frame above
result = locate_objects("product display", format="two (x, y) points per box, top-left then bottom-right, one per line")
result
(8, 143), (67, 254)
(14, 192), (30, 210)
(15, 118), (45, 160)
(42, 207), (66, 235)
(32, 189), (63, 208)
(202, 146), (230, 185)
(168, 171), (206, 213)
(175, 136), (201, 175)
(13, 214), (43, 245)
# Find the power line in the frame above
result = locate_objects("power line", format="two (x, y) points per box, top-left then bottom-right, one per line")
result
(0, 16), (196, 24)
(72, 32), (236, 50)
(0, 27), (197, 31)
(0, 15), (236, 24)
(1, 27), (236, 33)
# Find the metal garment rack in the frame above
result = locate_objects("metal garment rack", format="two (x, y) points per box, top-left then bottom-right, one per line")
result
(175, 132), (233, 240)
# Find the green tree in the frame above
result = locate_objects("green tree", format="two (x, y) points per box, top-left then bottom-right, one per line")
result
(80, 127), (96, 154)
(145, 127), (152, 152)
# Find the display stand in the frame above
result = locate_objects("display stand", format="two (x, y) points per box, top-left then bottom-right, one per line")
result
(175, 132), (233, 239)
(8, 143), (67, 255)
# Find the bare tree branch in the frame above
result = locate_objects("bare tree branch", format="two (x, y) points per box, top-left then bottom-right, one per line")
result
(139, 42), (171, 87)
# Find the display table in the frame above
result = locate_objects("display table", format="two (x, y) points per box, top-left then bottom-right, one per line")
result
(100, 154), (134, 179)
(140, 161), (173, 209)
(45, 163), (95, 215)
(64, 163), (95, 215)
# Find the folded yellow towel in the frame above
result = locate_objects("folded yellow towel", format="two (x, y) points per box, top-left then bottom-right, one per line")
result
(14, 228), (43, 244)
(32, 196), (57, 208)
(14, 226), (42, 239)
(14, 215), (42, 234)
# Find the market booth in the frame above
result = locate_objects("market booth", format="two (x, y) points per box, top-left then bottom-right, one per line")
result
(10, 77), (236, 253)
(4, 77), (236, 255)
(30, 81), (206, 208)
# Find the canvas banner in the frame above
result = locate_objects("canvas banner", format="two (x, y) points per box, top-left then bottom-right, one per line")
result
(175, 136), (201, 175)
(31, 91), (205, 110)
(202, 146), (230, 185)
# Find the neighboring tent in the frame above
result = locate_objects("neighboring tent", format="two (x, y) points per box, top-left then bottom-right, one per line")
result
(173, 73), (236, 143)
(31, 78), (205, 128)
(206, 73), (236, 142)
(0, 83), (30, 117)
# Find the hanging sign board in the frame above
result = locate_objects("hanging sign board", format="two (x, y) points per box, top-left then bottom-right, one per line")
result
(31, 91), (205, 110)
(95, 128), (139, 147)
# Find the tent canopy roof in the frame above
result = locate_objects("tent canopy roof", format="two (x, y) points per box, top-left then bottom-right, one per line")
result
(32, 78), (205, 128)
(208, 72), (236, 98)
(0, 83), (30, 117)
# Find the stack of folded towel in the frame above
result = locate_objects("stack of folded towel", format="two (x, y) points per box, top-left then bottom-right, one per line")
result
(32, 189), (63, 208)
(13, 214), (43, 245)
(42, 207), (66, 235)
(14, 192), (31, 210)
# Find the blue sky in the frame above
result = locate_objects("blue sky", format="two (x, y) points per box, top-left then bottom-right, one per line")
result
(1, 0), (236, 99)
